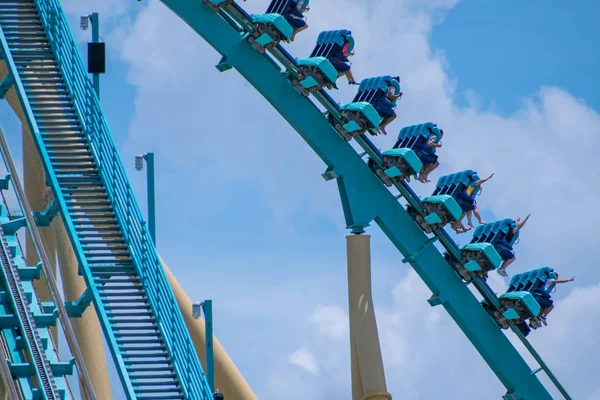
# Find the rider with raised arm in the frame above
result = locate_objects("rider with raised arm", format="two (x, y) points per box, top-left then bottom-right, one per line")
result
(496, 213), (531, 277)
(534, 274), (575, 325)
(451, 173), (495, 233)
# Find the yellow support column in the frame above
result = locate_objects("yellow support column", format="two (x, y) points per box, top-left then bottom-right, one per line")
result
(22, 127), (59, 345)
(53, 219), (113, 398)
(161, 258), (258, 400)
(346, 234), (391, 400)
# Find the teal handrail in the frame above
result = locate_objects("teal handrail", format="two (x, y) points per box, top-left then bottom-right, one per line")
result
(32, 0), (213, 397)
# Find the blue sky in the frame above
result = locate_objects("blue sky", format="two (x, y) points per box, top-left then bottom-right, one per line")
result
(432, 0), (600, 113)
(2, 0), (599, 399)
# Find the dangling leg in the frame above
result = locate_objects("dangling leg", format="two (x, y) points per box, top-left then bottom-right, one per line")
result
(344, 70), (357, 85)
(450, 221), (464, 234)
(378, 112), (396, 135)
(419, 160), (439, 183)
(417, 164), (430, 182)
(290, 25), (308, 42)
(466, 211), (474, 228)
(539, 303), (554, 326)
(290, 20), (308, 41)
(497, 256), (515, 277)
(474, 203), (485, 224)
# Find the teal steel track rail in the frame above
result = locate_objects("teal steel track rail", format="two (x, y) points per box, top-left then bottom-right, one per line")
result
(157, 1), (571, 398)
(0, 0), (213, 397)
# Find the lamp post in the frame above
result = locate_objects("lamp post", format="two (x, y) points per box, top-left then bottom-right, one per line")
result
(193, 301), (217, 397)
(135, 153), (156, 244)
(80, 13), (103, 98)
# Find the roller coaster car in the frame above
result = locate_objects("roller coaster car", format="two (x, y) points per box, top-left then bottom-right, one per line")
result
(471, 218), (519, 262)
(482, 267), (557, 335)
(248, 0), (307, 53)
(443, 242), (503, 282)
(332, 76), (400, 141)
(367, 122), (441, 187)
(292, 30), (354, 96)
(408, 170), (476, 233)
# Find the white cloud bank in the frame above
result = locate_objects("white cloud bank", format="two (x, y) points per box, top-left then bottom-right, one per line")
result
(57, 0), (600, 398)
(289, 348), (319, 376)
(270, 270), (599, 400)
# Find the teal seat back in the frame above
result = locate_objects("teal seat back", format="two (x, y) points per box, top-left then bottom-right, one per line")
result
(470, 219), (516, 246)
(310, 29), (353, 58)
(353, 75), (401, 105)
(432, 170), (478, 197)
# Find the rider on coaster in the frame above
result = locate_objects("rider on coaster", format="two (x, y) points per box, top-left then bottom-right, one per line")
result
(496, 213), (531, 277)
(329, 36), (357, 87)
(373, 81), (403, 136)
(286, 0), (310, 41)
(415, 128), (443, 183)
(451, 172), (494, 233)
(533, 273), (575, 326)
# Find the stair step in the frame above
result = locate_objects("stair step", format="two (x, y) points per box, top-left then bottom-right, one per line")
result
(130, 372), (177, 380)
(126, 365), (174, 372)
(104, 303), (148, 310)
(133, 387), (181, 394)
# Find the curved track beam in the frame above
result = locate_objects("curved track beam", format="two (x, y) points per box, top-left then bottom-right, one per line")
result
(156, 1), (559, 398)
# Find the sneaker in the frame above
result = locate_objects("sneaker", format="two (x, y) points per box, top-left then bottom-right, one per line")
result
(497, 268), (508, 277)
(540, 317), (547, 326)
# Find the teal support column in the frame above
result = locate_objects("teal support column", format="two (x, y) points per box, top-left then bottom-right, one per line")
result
(146, 152), (156, 244)
(90, 12), (100, 98)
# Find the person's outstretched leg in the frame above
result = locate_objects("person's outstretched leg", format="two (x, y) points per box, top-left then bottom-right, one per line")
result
(541, 304), (554, 318)
(474, 204), (485, 224)
(379, 113), (396, 135)
(497, 256), (515, 276)
(419, 160), (439, 183)
(466, 211), (474, 228)
(290, 24), (308, 41)
(344, 70), (357, 84)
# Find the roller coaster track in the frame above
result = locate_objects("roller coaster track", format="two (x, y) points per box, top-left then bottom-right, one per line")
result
(0, 221), (59, 399)
(156, 1), (571, 399)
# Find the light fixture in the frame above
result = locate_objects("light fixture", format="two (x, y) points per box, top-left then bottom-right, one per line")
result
(192, 302), (203, 319)
(80, 14), (91, 31)
(135, 154), (146, 171)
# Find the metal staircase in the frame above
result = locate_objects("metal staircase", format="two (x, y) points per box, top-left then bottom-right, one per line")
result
(0, 0), (212, 398)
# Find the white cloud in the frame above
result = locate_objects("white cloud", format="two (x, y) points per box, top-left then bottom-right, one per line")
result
(283, 272), (600, 400)
(311, 305), (348, 342)
(289, 348), (319, 376)
(59, 0), (133, 18)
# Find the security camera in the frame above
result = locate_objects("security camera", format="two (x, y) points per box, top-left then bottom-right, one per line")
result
(135, 154), (146, 171)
